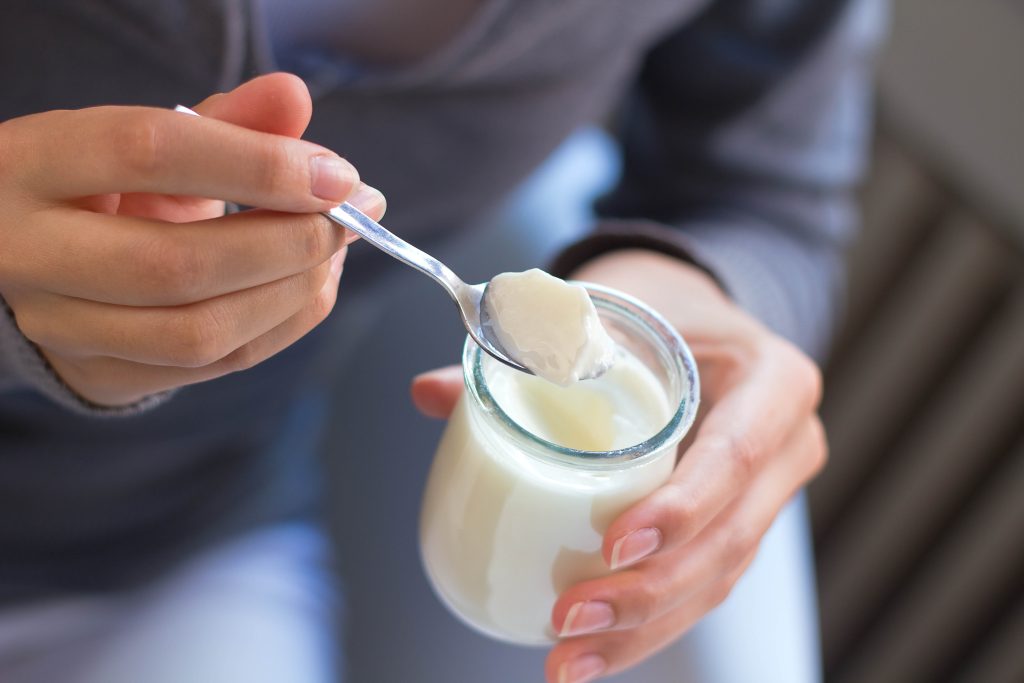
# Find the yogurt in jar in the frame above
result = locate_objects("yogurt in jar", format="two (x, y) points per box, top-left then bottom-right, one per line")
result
(419, 283), (699, 645)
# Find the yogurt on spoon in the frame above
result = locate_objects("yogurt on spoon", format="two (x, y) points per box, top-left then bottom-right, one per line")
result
(481, 269), (617, 385)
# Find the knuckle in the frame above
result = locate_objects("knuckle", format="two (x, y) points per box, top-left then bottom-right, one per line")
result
(698, 432), (759, 483)
(658, 482), (700, 542)
(629, 579), (662, 624)
(138, 237), (205, 302)
(297, 215), (335, 264)
(164, 308), (226, 367)
(114, 111), (168, 178)
(717, 526), (755, 570)
(725, 432), (761, 480)
(222, 340), (262, 374)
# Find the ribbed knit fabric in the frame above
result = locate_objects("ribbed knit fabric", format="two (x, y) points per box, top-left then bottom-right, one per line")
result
(0, 298), (171, 415)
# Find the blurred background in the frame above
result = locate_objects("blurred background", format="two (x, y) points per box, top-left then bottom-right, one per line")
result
(3, 1), (1020, 682)
(322, 0), (1024, 680)
(810, 0), (1024, 681)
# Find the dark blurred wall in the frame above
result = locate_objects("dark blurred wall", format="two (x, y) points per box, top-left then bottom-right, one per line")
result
(809, 1), (1024, 681)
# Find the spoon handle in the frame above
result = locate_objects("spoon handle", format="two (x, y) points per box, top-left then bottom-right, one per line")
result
(173, 104), (468, 299)
(323, 203), (465, 298)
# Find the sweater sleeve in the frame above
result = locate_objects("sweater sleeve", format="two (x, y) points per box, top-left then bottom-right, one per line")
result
(0, 295), (171, 416)
(553, 0), (886, 361)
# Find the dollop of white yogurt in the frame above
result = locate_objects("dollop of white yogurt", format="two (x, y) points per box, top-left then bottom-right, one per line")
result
(482, 269), (617, 386)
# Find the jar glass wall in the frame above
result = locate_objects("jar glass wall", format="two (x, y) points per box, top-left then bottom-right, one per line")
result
(419, 284), (700, 645)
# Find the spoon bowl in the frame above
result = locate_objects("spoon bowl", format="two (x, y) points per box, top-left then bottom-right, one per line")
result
(322, 203), (532, 375)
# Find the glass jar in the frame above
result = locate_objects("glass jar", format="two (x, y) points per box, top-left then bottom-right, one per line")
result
(419, 283), (700, 645)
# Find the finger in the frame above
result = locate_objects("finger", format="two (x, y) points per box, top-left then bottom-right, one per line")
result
(115, 191), (226, 223)
(410, 365), (464, 418)
(46, 250), (347, 407)
(10, 105), (358, 210)
(111, 74), (316, 223)
(602, 340), (822, 568)
(546, 548), (760, 683)
(11, 186), (384, 306)
(552, 417), (825, 637)
(19, 246), (349, 367)
(194, 72), (313, 138)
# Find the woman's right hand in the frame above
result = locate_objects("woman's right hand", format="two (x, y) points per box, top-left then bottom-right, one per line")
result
(0, 73), (385, 407)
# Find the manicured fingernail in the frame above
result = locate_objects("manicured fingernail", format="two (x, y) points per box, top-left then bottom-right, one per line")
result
(311, 155), (357, 201)
(558, 654), (606, 683)
(610, 528), (662, 569)
(560, 601), (615, 637)
(348, 184), (387, 216)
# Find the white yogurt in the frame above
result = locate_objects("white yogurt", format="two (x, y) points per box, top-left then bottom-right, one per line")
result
(483, 269), (616, 386)
(419, 344), (680, 644)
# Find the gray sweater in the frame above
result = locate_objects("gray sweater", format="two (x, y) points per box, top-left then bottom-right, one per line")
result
(0, 0), (882, 601)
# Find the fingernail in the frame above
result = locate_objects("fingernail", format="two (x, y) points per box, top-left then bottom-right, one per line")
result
(560, 602), (615, 637)
(311, 155), (357, 201)
(348, 184), (387, 216)
(610, 528), (662, 569)
(558, 654), (606, 683)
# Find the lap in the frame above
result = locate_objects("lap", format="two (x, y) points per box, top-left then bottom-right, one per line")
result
(0, 523), (337, 683)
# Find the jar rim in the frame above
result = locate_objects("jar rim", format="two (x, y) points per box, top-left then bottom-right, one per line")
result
(463, 282), (700, 470)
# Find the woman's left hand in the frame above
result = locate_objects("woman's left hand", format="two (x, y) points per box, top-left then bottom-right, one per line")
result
(411, 249), (827, 683)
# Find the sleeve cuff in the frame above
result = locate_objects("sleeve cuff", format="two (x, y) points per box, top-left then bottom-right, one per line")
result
(0, 296), (173, 417)
(550, 218), (840, 361)
(550, 218), (726, 290)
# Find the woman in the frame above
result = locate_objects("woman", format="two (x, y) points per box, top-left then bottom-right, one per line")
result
(0, 1), (882, 680)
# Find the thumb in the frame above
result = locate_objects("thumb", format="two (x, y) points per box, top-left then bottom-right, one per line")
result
(411, 365), (464, 419)
(193, 72), (313, 138)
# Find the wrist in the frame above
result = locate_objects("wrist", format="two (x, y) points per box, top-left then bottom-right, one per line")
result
(568, 249), (777, 387)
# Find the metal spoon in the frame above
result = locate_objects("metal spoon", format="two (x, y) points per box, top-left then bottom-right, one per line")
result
(173, 105), (531, 375)
(320, 201), (532, 375)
